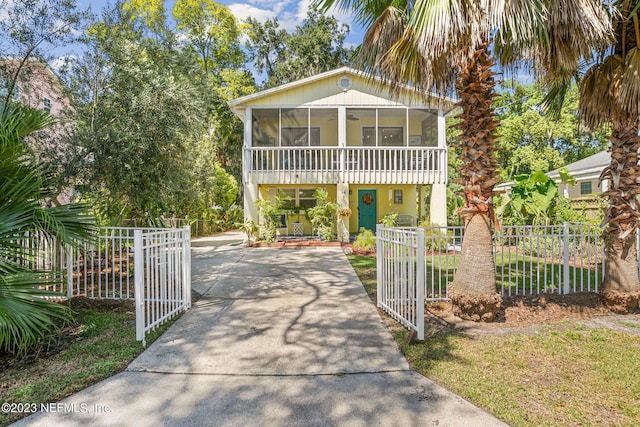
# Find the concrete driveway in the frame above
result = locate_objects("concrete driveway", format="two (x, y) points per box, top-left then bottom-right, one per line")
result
(14, 232), (506, 426)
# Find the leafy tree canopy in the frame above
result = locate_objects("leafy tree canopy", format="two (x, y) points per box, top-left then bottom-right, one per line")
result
(495, 82), (608, 180)
(63, 3), (244, 226)
(246, 6), (354, 89)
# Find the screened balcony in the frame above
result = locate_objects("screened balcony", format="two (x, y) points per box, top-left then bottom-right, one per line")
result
(246, 107), (447, 185)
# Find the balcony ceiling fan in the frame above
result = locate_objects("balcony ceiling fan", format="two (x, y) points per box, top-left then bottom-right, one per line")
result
(328, 114), (359, 121)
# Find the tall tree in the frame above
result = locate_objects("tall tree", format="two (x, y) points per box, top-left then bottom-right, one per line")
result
(495, 82), (608, 180)
(66, 5), (209, 224)
(172, 0), (254, 184)
(173, 0), (244, 75)
(246, 7), (354, 89)
(317, 0), (611, 320)
(569, 1), (640, 309)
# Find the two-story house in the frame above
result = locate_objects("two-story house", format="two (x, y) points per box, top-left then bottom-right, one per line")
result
(229, 67), (456, 242)
(1, 57), (75, 205)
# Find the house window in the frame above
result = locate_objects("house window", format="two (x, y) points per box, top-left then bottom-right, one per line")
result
(0, 79), (18, 100)
(43, 98), (52, 113)
(580, 181), (592, 195)
(271, 188), (319, 210)
(393, 190), (403, 204)
(362, 126), (404, 146)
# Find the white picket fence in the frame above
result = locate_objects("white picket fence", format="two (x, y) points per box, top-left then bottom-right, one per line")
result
(28, 227), (191, 344)
(376, 223), (616, 340)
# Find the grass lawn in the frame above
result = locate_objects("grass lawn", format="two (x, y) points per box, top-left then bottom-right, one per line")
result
(0, 298), (176, 426)
(419, 252), (600, 295)
(348, 254), (640, 427)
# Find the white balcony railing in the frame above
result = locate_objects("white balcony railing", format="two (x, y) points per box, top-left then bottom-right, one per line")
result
(245, 146), (447, 185)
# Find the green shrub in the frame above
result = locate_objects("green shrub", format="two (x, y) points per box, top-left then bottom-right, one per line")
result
(255, 191), (290, 242)
(423, 225), (449, 252)
(353, 228), (376, 250)
(307, 189), (338, 241)
(380, 213), (397, 227)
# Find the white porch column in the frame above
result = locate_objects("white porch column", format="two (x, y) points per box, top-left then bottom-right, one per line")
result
(437, 108), (446, 148)
(430, 183), (447, 226)
(338, 106), (346, 182)
(243, 107), (252, 194)
(244, 182), (259, 226)
(242, 107), (257, 241)
(419, 185), (428, 222)
(337, 182), (350, 242)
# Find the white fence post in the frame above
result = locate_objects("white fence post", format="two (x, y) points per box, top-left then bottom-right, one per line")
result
(416, 227), (425, 340)
(376, 224), (383, 308)
(563, 222), (570, 294)
(182, 226), (192, 309)
(66, 245), (73, 299)
(134, 230), (145, 345)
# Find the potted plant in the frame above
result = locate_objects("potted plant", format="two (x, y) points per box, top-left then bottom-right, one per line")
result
(337, 207), (352, 218)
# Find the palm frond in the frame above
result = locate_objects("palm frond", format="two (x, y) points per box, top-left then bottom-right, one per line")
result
(0, 101), (56, 140)
(0, 102), (94, 353)
(0, 271), (70, 353)
(541, 73), (572, 119)
(618, 47), (640, 116)
(409, 0), (479, 67)
(579, 55), (626, 129)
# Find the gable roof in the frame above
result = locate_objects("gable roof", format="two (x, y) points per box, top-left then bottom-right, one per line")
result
(546, 151), (609, 180)
(228, 66), (458, 117)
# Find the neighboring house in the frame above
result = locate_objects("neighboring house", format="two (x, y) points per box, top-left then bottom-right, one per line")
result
(0, 57), (75, 205)
(547, 150), (609, 198)
(228, 67), (456, 242)
(0, 57), (71, 117)
(496, 150), (609, 198)
(495, 150), (610, 220)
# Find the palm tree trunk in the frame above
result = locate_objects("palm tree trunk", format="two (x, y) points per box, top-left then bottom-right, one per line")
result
(448, 42), (502, 321)
(601, 118), (640, 312)
(452, 212), (496, 294)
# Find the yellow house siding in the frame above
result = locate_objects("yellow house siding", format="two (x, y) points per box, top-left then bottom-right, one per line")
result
(348, 184), (417, 230)
(243, 73), (432, 108)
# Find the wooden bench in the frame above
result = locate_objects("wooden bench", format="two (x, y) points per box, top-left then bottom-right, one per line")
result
(395, 214), (415, 227)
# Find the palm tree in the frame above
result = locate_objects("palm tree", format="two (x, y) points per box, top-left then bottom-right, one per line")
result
(316, 0), (611, 320)
(0, 102), (95, 353)
(573, 1), (640, 310)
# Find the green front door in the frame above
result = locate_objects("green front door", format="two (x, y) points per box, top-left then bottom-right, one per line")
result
(358, 189), (377, 231)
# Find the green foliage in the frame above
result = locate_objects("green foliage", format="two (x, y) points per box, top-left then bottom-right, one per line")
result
(241, 220), (258, 247)
(380, 213), (397, 227)
(417, 222), (450, 252)
(307, 188), (339, 241)
(495, 82), (609, 180)
(353, 228), (376, 250)
(255, 191), (290, 242)
(445, 119), (465, 225)
(246, 6), (354, 89)
(61, 3), (250, 227)
(496, 171), (560, 225)
(0, 103), (94, 354)
(173, 0), (244, 75)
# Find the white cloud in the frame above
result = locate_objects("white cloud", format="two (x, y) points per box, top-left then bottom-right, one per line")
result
(49, 55), (77, 72)
(228, 3), (276, 23)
